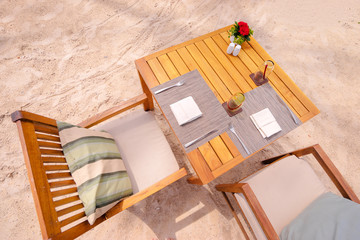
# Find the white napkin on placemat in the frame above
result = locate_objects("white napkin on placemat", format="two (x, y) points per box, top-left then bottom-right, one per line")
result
(170, 96), (203, 126)
(250, 108), (282, 138)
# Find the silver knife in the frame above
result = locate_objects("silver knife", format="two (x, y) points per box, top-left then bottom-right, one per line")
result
(184, 130), (217, 148)
(276, 94), (300, 125)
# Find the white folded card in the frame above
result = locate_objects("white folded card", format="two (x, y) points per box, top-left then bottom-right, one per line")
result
(250, 108), (282, 138)
(170, 96), (203, 126)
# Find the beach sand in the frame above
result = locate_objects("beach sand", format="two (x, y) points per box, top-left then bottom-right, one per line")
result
(0, 0), (359, 239)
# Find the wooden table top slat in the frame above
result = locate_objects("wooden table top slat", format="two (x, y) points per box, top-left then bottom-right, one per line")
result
(203, 37), (253, 93)
(185, 44), (232, 102)
(194, 41), (242, 94)
(187, 149), (215, 183)
(198, 143), (223, 171)
(167, 51), (189, 75)
(209, 137), (233, 164)
(176, 47), (222, 102)
(137, 25), (320, 185)
(211, 34), (257, 89)
(147, 58), (169, 84)
(220, 133), (241, 157)
(157, 54), (180, 80)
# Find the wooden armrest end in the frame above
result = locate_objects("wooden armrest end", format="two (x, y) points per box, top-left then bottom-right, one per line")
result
(11, 110), (57, 126)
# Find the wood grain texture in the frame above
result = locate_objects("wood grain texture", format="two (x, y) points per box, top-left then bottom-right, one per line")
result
(186, 149), (214, 184)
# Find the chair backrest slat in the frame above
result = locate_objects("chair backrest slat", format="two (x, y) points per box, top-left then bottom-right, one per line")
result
(59, 212), (87, 228)
(51, 187), (78, 198)
(54, 196), (81, 208)
(12, 111), (107, 239)
(57, 203), (84, 217)
(42, 156), (67, 163)
(44, 165), (70, 171)
(34, 122), (59, 135)
(49, 179), (76, 189)
(36, 133), (61, 142)
(47, 172), (72, 179)
(40, 148), (64, 155)
(38, 141), (62, 148)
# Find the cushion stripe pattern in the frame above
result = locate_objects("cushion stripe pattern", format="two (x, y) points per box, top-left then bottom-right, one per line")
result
(57, 121), (133, 225)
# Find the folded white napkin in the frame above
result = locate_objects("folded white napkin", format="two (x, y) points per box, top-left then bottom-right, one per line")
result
(170, 96), (202, 126)
(250, 108), (282, 138)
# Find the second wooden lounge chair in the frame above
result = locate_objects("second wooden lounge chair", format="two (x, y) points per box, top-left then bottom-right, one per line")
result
(11, 84), (187, 239)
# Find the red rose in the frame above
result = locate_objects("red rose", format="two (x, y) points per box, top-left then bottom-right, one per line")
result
(238, 21), (249, 36)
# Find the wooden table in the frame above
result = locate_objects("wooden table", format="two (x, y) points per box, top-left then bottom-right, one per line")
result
(135, 25), (319, 185)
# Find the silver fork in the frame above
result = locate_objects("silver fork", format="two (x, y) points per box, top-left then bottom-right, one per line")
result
(229, 123), (250, 155)
(154, 79), (185, 94)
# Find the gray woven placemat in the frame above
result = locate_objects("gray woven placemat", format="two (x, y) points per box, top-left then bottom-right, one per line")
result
(152, 70), (301, 156)
(151, 70), (230, 153)
(226, 83), (302, 157)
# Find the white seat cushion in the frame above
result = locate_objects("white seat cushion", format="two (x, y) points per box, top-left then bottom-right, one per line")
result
(95, 110), (180, 193)
(235, 155), (327, 240)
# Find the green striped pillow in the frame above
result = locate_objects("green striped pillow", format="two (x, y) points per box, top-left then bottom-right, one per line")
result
(57, 121), (133, 225)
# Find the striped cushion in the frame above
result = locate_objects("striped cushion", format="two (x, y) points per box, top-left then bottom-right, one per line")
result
(57, 121), (133, 225)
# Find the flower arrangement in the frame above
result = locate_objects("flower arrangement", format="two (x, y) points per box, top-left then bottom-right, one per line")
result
(228, 21), (254, 45)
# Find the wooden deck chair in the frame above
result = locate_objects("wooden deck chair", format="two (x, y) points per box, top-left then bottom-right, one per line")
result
(11, 82), (187, 239)
(216, 145), (360, 240)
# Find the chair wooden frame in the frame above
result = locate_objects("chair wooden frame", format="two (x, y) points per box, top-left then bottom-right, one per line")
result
(216, 144), (360, 240)
(11, 75), (187, 240)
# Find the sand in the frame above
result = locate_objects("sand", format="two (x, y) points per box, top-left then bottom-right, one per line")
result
(0, 0), (359, 239)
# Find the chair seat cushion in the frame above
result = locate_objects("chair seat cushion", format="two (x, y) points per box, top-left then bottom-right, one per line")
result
(235, 155), (327, 240)
(96, 110), (180, 193)
(280, 192), (360, 240)
(57, 121), (133, 225)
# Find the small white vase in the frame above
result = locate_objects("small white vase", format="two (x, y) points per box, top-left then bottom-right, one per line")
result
(230, 35), (235, 43)
(227, 43), (235, 54)
(232, 45), (241, 56)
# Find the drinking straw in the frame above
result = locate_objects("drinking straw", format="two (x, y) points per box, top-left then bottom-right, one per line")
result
(263, 63), (268, 80)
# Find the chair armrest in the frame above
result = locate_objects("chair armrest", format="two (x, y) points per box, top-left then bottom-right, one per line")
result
(11, 110), (57, 126)
(216, 183), (279, 240)
(105, 168), (187, 218)
(294, 144), (360, 203)
(11, 93), (148, 129)
(78, 93), (147, 128)
(262, 144), (360, 203)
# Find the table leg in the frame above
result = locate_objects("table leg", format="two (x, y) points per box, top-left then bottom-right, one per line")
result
(138, 70), (154, 111)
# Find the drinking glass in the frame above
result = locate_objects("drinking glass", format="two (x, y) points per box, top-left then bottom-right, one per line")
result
(227, 92), (245, 112)
(253, 60), (275, 85)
